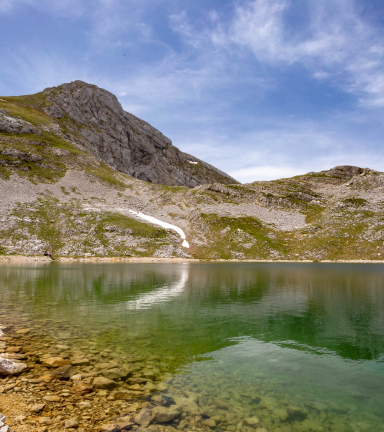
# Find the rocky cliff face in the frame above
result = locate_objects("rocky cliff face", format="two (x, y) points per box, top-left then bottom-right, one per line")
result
(41, 81), (237, 187)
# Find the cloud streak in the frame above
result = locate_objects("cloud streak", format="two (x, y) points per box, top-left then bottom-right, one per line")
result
(204, 0), (384, 107)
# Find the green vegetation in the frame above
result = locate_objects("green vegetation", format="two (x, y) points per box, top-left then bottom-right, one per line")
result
(0, 165), (10, 180)
(343, 197), (368, 207)
(85, 163), (128, 190)
(192, 214), (288, 260)
(2, 197), (170, 257)
(0, 98), (51, 125)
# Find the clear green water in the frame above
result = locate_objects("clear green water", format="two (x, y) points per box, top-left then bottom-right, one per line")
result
(1, 262), (384, 431)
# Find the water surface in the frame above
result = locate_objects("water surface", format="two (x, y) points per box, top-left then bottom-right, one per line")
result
(1, 262), (384, 431)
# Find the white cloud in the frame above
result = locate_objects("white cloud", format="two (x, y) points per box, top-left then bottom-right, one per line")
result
(194, 0), (384, 108)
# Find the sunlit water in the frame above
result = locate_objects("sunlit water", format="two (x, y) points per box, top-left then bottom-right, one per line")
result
(1, 262), (384, 431)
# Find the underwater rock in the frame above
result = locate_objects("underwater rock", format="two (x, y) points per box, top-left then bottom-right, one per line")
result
(244, 417), (259, 426)
(204, 419), (216, 429)
(93, 376), (117, 390)
(152, 405), (181, 423)
(42, 357), (70, 367)
(70, 356), (90, 366)
(72, 382), (94, 394)
(49, 364), (77, 379)
(101, 367), (129, 380)
(135, 408), (155, 427)
(0, 357), (27, 375)
(151, 394), (174, 406)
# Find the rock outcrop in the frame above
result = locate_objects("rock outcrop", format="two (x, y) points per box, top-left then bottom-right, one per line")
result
(0, 112), (40, 135)
(41, 81), (238, 187)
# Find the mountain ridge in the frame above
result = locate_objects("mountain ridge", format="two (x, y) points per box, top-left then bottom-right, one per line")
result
(1, 82), (384, 260)
(39, 80), (238, 187)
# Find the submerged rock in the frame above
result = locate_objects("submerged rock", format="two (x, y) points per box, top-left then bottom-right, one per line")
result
(72, 382), (94, 394)
(93, 376), (118, 390)
(49, 364), (77, 379)
(152, 405), (181, 423)
(0, 357), (27, 375)
(135, 408), (155, 427)
(42, 357), (70, 367)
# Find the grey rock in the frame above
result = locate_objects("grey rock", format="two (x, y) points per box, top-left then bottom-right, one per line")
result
(151, 394), (174, 406)
(0, 358), (28, 375)
(0, 147), (43, 162)
(42, 80), (238, 187)
(93, 376), (117, 390)
(152, 405), (181, 423)
(0, 112), (40, 134)
(49, 364), (77, 379)
(135, 408), (155, 427)
(101, 367), (130, 380)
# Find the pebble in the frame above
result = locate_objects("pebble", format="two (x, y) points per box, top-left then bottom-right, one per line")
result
(30, 403), (46, 413)
(93, 376), (117, 390)
(42, 357), (70, 367)
(65, 417), (79, 428)
(43, 395), (61, 402)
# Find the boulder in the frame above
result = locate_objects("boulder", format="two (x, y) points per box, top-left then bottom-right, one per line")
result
(0, 113), (40, 135)
(0, 358), (27, 375)
(152, 406), (181, 423)
(134, 408), (154, 427)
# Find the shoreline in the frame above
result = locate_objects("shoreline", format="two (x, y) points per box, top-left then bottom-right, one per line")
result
(0, 255), (384, 264)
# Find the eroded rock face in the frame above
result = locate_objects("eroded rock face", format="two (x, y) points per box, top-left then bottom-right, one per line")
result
(41, 80), (238, 187)
(0, 112), (39, 134)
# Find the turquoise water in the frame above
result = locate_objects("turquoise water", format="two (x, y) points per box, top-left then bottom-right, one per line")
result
(1, 262), (384, 431)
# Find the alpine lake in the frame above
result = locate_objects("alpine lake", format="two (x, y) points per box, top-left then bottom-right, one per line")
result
(0, 262), (384, 432)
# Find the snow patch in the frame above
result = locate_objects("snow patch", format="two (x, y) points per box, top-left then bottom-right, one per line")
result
(128, 209), (189, 248)
(188, 161), (198, 164)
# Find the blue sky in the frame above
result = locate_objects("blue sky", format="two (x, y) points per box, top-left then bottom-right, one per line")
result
(1, 0), (384, 182)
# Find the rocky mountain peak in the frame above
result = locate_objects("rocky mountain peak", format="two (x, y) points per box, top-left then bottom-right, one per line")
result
(41, 81), (238, 188)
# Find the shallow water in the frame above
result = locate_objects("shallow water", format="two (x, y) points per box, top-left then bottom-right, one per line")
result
(1, 262), (384, 431)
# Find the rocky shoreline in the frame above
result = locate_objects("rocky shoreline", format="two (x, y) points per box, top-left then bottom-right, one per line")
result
(0, 320), (221, 432)
(0, 255), (384, 264)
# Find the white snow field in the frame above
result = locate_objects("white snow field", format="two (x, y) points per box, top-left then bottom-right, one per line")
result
(128, 209), (190, 248)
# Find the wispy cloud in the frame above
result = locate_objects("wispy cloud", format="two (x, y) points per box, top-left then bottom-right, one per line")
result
(2, 0), (384, 182)
(200, 0), (384, 107)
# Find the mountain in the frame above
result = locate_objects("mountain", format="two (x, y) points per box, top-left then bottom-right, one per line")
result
(1, 82), (384, 261)
(37, 80), (236, 187)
